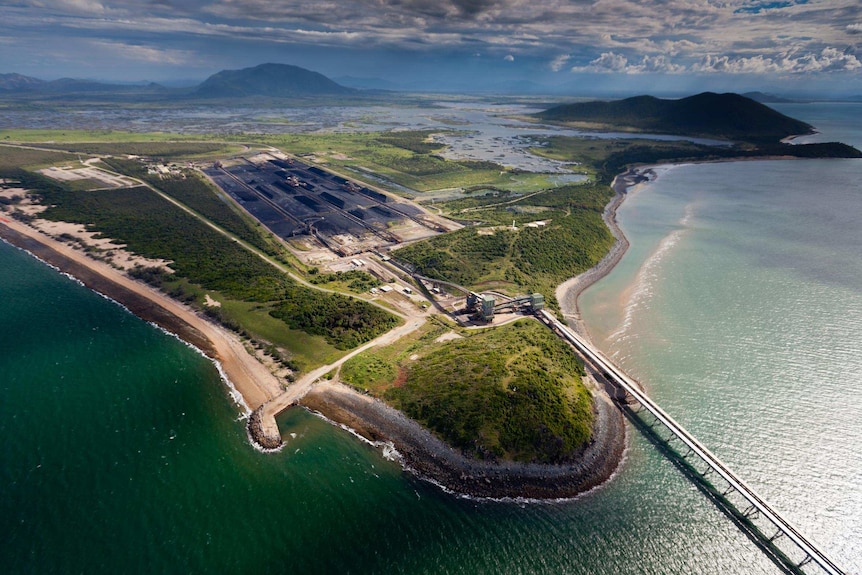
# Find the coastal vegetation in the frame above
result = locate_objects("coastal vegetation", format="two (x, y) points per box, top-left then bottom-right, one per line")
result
(342, 320), (593, 463)
(4, 167), (399, 367)
(531, 136), (862, 185)
(394, 182), (614, 308)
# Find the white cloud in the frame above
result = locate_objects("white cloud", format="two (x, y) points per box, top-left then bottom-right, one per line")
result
(571, 51), (686, 74)
(504, 54), (515, 61)
(694, 48), (861, 74)
(549, 53), (570, 72)
(577, 51), (630, 72)
(847, 23), (862, 34)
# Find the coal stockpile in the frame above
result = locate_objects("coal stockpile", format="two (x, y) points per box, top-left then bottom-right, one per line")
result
(272, 180), (299, 194)
(349, 208), (367, 220)
(320, 191), (346, 209)
(332, 175), (348, 185)
(235, 190), (258, 202)
(268, 159), (293, 169)
(315, 212), (367, 236)
(308, 166), (328, 177)
(254, 185), (274, 199)
(295, 195), (324, 210)
(371, 205), (394, 218)
(360, 187), (389, 203)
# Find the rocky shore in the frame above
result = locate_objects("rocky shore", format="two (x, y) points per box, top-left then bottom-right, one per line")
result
(248, 406), (287, 450)
(299, 380), (625, 500)
(285, 171), (652, 499)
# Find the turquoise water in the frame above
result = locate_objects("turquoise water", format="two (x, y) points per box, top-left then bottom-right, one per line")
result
(581, 103), (862, 572)
(2, 102), (861, 574)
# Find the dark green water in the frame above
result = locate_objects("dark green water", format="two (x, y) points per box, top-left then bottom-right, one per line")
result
(0, 233), (778, 575)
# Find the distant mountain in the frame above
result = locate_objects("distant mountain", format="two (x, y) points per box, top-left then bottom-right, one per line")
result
(535, 92), (814, 142)
(194, 63), (354, 98)
(0, 73), (45, 92)
(742, 91), (796, 104)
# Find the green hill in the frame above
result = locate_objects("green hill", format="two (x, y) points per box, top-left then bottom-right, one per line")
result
(535, 92), (814, 142)
(193, 63), (354, 98)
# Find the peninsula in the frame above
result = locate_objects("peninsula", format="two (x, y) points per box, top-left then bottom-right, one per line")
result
(1, 86), (857, 499)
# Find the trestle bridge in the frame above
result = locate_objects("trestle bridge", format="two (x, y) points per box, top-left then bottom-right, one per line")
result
(537, 309), (845, 575)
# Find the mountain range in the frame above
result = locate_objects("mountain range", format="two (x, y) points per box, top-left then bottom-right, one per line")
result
(0, 63), (355, 99)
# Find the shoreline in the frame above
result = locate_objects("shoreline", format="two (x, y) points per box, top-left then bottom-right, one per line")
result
(298, 379), (626, 500)
(0, 217), (283, 412)
(0, 167), (642, 499)
(555, 168), (651, 336)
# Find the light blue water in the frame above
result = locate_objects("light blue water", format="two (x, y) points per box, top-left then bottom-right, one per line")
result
(581, 103), (862, 572)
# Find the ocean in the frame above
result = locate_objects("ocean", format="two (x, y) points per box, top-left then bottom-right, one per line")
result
(2, 102), (860, 574)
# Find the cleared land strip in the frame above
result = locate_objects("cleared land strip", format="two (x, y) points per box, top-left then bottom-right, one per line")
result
(255, 319), (427, 445)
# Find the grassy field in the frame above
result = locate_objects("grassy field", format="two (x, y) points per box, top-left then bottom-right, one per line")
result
(0, 145), (78, 170)
(0, 129), (214, 144)
(343, 319), (593, 463)
(394, 182), (614, 308)
(252, 130), (571, 194)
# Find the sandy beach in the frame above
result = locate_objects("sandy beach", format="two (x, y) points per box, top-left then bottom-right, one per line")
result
(0, 217), (283, 411)
(556, 168), (653, 336)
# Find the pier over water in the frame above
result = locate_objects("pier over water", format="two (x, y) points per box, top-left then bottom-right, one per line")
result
(537, 309), (846, 575)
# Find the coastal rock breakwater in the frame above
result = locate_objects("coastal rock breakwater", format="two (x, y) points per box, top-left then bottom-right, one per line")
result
(248, 406), (285, 450)
(298, 381), (626, 500)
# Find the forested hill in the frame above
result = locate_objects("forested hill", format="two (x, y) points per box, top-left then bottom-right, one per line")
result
(535, 92), (814, 142)
(193, 63), (355, 98)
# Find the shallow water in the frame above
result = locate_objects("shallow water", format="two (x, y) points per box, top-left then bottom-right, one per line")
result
(580, 104), (862, 572)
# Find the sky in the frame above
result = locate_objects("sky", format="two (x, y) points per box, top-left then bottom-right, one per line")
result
(1, 0), (860, 96)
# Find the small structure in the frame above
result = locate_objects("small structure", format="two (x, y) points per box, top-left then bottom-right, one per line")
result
(479, 294), (495, 321)
(529, 293), (544, 311)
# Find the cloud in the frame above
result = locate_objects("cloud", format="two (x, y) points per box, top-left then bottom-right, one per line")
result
(87, 40), (195, 65)
(571, 45), (860, 75)
(3, 0), (861, 81)
(549, 54), (570, 72)
(571, 52), (686, 74)
(693, 47), (861, 73)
